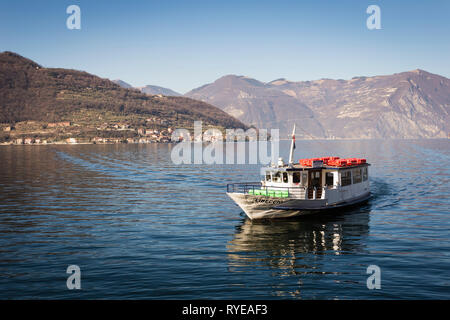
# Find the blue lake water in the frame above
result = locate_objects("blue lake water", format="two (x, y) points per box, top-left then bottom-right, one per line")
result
(0, 140), (449, 299)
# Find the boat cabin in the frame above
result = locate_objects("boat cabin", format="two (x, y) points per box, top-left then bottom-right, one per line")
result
(261, 157), (370, 200)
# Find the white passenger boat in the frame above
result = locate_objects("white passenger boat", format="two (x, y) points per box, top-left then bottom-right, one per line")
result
(226, 125), (370, 219)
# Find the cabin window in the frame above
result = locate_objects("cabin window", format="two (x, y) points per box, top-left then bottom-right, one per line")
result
(265, 172), (271, 182)
(341, 170), (352, 186)
(353, 168), (362, 184)
(293, 172), (300, 183)
(363, 167), (368, 181)
(325, 172), (334, 186)
(282, 172), (288, 183)
(273, 172), (281, 183)
(301, 172), (308, 186)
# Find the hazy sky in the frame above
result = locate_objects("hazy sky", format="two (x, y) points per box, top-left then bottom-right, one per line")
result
(1, 0), (449, 93)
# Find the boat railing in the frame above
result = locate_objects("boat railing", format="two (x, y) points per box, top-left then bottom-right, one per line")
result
(227, 182), (261, 194)
(227, 182), (310, 199)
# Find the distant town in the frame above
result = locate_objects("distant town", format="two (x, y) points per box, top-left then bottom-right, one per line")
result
(0, 116), (179, 145)
(0, 115), (256, 145)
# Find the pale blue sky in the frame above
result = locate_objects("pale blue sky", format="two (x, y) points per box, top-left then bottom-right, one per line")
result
(1, 0), (449, 93)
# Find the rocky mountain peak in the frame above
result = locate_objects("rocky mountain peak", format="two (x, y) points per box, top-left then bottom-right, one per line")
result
(185, 70), (450, 139)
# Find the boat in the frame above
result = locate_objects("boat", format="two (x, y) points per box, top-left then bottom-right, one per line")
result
(226, 124), (371, 219)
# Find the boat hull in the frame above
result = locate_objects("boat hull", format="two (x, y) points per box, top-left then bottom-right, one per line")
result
(226, 192), (370, 220)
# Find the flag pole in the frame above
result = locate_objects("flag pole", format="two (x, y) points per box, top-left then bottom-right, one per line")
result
(288, 124), (296, 166)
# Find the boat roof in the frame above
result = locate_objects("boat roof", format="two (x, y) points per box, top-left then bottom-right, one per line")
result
(263, 163), (370, 172)
(263, 157), (370, 172)
(288, 163), (370, 171)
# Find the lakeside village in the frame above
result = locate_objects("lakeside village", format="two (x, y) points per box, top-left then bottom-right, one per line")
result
(0, 118), (261, 146)
(0, 120), (174, 145)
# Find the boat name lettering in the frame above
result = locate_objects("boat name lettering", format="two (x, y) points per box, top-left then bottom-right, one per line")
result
(252, 198), (284, 205)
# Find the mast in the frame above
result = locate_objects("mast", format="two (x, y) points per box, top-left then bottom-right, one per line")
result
(288, 124), (296, 166)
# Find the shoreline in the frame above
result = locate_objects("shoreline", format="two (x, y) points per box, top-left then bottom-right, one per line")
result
(1, 137), (448, 146)
(0, 141), (176, 146)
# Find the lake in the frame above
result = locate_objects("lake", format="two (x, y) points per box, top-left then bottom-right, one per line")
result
(0, 140), (449, 299)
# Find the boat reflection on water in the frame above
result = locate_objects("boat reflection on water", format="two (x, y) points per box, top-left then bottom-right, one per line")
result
(226, 204), (371, 291)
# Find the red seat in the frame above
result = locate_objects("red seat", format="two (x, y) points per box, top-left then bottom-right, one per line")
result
(299, 158), (312, 166)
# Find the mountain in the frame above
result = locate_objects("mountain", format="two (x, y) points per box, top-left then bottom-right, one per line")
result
(112, 79), (133, 89)
(113, 79), (181, 96)
(138, 85), (181, 97)
(0, 52), (247, 131)
(185, 71), (450, 139)
(186, 75), (325, 138)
